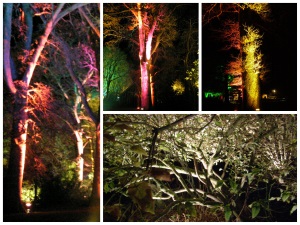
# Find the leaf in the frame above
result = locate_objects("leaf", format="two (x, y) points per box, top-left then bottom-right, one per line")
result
(104, 181), (114, 193)
(185, 202), (197, 217)
(290, 205), (297, 215)
(250, 201), (260, 219)
(127, 182), (154, 214)
(216, 180), (224, 189)
(224, 205), (232, 222)
(110, 124), (135, 133)
(269, 197), (279, 201)
(158, 145), (170, 152)
(130, 145), (148, 156)
(240, 175), (247, 188)
(133, 160), (141, 167)
(282, 191), (290, 202)
(105, 204), (122, 221)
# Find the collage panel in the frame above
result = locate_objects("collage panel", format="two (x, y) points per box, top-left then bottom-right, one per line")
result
(3, 3), (100, 222)
(103, 114), (296, 222)
(2, 2), (298, 224)
(103, 3), (199, 111)
(202, 3), (297, 111)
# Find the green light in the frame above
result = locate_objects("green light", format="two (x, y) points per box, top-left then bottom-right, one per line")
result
(204, 92), (223, 98)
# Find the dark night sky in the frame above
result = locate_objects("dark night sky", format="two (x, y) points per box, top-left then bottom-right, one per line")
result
(202, 3), (297, 109)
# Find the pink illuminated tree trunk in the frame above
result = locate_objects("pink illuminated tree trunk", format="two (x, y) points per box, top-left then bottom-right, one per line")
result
(135, 3), (159, 110)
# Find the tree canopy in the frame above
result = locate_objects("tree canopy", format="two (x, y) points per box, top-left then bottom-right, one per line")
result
(3, 3), (100, 218)
(103, 114), (296, 222)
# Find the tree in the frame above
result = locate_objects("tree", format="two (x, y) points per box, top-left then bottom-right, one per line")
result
(202, 3), (270, 110)
(47, 4), (100, 203)
(104, 3), (177, 110)
(3, 3), (90, 213)
(103, 46), (132, 100)
(54, 32), (100, 206)
(242, 26), (263, 110)
(103, 114), (296, 222)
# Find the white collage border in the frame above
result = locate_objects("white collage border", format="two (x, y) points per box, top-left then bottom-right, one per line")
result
(0, 1), (298, 224)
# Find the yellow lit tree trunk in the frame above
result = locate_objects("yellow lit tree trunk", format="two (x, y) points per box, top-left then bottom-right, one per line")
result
(242, 26), (263, 110)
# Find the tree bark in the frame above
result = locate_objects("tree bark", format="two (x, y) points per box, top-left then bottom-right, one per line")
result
(4, 81), (28, 214)
(137, 3), (150, 110)
(91, 122), (100, 205)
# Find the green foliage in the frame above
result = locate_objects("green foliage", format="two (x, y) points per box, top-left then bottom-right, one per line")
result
(224, 205), (232, 221)
(103, 46), (132, 99)
(127, 182), (155, 214)
(130, 145), (148, 156)
(249, 201), (261, 219)
(22, 181), (41, 202)
(103, 114), (297, 222)
(185, 58), (199, 89)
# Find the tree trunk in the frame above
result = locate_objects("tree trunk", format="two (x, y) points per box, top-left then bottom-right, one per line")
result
(74, 130), (84, 181)
(137, 3), (150, 110)
(4, 81), (28, 214)
(90, 123), (100, 205)
(140, 61), (149, 110)
(150, 72), (155, 108)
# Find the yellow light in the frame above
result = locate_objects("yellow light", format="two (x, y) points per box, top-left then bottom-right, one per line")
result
(242, 25), (264, 110)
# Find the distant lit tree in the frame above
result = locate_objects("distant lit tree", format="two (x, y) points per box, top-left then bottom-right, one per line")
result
(172, 58), (198, 96)
(104, 47), (132, 99)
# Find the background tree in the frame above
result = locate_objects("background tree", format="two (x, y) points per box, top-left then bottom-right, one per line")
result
(46, 3), (100, 205)
(103, 46), (132, 100)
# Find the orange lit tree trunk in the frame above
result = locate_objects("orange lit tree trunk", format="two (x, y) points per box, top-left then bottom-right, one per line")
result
(3, 3), (86, 214)
(5, 81), (29, 213)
